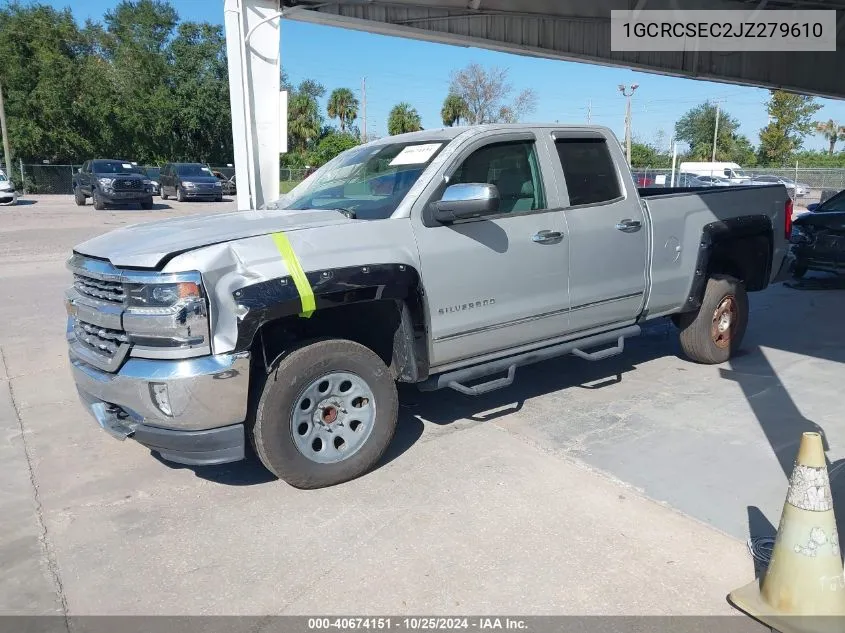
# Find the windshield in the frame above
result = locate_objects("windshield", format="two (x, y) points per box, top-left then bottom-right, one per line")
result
(267, 140), (448, 220)
(177, 164), (212, 177)
(92, 160), (145, 175)
(0, 173), (7, 182)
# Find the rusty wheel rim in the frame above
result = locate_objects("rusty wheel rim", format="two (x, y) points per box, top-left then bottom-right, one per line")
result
(711, 295), (737, 349)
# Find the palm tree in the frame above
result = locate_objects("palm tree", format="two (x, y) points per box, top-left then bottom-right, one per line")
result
(288, 93), (321, 151)
(815, 119), (845, 156)
(327, 87), (359, 132)
(441, 93), (469, 127)
(387, 103), (422, 136)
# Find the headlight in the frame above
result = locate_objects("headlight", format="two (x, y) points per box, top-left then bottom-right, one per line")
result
(183, 181), (197, 189)
(122, 275), (210, 355)
(142, 179), (152, 185)
(214, 181), (222, 187)
(98, 177), (114, 187)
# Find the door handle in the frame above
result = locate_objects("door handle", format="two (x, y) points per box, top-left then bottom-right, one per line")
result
(615, 219), (642, 232)
(532, 230), (563, 244)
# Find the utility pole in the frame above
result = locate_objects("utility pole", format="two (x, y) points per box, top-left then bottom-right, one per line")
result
(0, 81), (12, 175)
(711, 100), (724, 163)
(618, 83), (639, 165)
(361, 77), (367, 143)
(587, 99), (592, 124)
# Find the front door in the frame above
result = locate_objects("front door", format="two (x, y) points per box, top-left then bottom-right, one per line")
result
(549, 131), (647, 333)
(411, 133), (571, 368)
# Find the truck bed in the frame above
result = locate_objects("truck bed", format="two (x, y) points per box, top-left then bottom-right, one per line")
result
(636, 184), (790, 319)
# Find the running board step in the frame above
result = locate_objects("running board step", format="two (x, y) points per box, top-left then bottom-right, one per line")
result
(419, 325), (641, 395)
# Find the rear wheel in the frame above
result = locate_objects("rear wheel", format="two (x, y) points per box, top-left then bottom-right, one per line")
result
(73, 187), (86, 206)
(677, 275), (748, 365)
(253, 339), (399, 489)
(92, 190), (105, 210)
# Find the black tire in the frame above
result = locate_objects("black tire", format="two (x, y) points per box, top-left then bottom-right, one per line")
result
(176, 186), (185, 202)
(92, 190), (105, 210)
(215, 195), (223, 202)
(253, 339), (399, 489)
(73, 187), (86, 206)
(140, 197), (153, 210)
(161, 187), (169, 200)
(792, 264), (808, 279)
(677, 275), (748, 365)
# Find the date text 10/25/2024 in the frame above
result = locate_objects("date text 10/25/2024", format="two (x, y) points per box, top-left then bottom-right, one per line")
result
(308, 618), (528, 631)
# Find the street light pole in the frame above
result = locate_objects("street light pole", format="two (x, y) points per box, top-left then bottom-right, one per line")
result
(618, 83), (639, 165)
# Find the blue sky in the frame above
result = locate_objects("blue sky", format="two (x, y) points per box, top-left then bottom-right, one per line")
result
(42, 0), (845, 152)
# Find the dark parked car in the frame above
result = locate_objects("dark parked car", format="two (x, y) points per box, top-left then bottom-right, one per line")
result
(145, 167), (161, 195)
(212, 170), (236, 195)
(73, 159), (154, 210)
(790, 189), (845, 278)
(159, 162), (223, 201)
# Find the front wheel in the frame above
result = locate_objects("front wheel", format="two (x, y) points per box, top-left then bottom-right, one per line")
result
(92, 190), (105, 210)
(140, 197), (153, 210)
(677, 275), (748, 365)
(161, 187), (169, 200)
(792, 264), (808, 279)
(176, 186), (185, 202)
(253, 339), (399, 489)
(73, 187), (86, 206)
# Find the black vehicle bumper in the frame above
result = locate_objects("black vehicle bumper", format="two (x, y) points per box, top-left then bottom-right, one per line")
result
(101, 191), (152, 203)
(134, 423), (245, 466)
(182, 191), (221, 199)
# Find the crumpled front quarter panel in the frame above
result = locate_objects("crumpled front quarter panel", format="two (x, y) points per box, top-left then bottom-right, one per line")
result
(163, 218), (423, 355)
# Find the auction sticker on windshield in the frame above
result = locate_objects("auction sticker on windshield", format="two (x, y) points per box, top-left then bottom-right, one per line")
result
(389, 143), (442, 166)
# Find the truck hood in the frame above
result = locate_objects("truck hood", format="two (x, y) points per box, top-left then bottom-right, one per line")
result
(74, 208), (354, 269)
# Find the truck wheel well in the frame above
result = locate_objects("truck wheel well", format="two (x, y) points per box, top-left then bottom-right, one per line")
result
(707, 232), (772, 292)
(251, 298), (429, 385)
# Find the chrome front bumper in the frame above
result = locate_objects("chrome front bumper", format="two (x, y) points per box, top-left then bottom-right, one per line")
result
(70, 349), (251, 433)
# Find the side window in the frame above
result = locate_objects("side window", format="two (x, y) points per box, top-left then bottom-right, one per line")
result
(449, 141), (546, 214)
(724, 169), (732, 177)
(554, 138), (621, 206)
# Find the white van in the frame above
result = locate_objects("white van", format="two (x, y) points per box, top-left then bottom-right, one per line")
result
(679, 162), (750, 184)
(0, 169), (17, 205)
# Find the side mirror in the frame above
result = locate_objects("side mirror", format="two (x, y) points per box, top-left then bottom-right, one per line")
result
(807, 203), (819, 212)
(431, 183), (500, 223)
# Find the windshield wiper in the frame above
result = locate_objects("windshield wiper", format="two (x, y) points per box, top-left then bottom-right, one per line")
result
(333, 207), (357, 219)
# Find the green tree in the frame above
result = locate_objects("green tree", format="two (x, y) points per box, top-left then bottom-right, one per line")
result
(674, 101), (754, 164)
(327, 87), (359, 133)
(758, 90), (822, 166)
(287, 92), (321, 152)
(441, 93), (469, 127)
(793, 149), (845, 167)
(387, 103), (422, 135)
(814, 119), (845, 156)
(630, 141), (671, 168)
(311, 130), (360, 165)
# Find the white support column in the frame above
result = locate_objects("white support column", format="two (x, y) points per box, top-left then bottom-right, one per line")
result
(223, 0), (282, 210)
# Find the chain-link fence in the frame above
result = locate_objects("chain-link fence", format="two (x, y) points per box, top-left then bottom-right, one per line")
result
(632, 167), (845, 206)
(16, 164), (309, 195)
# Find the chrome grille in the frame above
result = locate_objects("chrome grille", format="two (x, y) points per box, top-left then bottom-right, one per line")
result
(73, 320), (129, 358)
(73, 274), (125, 304)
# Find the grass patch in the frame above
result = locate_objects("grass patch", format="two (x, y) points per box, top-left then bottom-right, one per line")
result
(280, 180), (300, 193)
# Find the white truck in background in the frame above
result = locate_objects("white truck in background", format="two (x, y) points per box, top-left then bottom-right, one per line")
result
(680, 162), (751, 184)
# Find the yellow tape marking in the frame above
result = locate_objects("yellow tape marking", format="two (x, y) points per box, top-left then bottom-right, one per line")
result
(271, 232), (315, 318)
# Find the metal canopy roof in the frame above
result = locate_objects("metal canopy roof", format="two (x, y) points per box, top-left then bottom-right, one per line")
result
(281, 0), (845, 100)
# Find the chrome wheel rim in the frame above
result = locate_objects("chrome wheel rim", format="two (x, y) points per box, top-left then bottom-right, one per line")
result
(289, 371), (376, 464)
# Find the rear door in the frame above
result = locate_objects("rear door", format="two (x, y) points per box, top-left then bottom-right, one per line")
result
(410, 130), (570, 368)
(549, 130), (648, 334)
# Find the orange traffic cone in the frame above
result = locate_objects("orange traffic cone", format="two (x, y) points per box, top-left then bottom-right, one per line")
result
(729, 432), (845, 633)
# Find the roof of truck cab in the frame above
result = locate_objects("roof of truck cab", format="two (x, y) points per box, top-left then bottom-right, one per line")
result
(367, 123), (615, 146)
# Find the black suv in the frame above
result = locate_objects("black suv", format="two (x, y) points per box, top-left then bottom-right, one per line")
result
(73, 160), (154, 210)
(160, 163), (223, 202)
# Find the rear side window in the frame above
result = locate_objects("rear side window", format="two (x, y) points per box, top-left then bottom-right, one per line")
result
(555, 138), (621, 206)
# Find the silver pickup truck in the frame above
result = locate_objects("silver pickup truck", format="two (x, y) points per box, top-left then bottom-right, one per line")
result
(65, 124), (794, 488)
